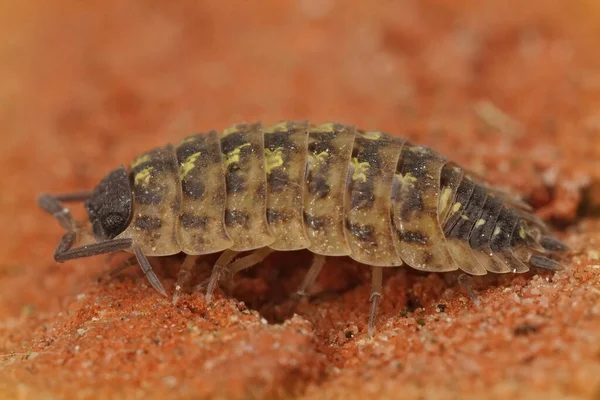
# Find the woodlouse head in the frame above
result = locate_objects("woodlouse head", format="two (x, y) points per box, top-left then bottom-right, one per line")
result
(84, 166), (133, 241)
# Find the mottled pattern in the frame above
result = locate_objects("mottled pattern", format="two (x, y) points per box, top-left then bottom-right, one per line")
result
(444, 184), (489, 275)
(437, 163), (463, 223)
(436, 164), (485, 274)
(220, 123), (274, 251)
(443, 176), (475, 235)
(263, 121), (311, 250)
(116, 145), (182, 256)
(344, 131), (404, 266)
(468, 195), (511, 273)
(105, 120), (565, 275)
(303, 123), (355, 256)
(490, 208), (530, 273)
(392, 144), (458, 271)
(176, 131), (233, 254)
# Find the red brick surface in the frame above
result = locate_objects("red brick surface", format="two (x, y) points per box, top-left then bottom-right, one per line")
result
(1, 1), (599, 399)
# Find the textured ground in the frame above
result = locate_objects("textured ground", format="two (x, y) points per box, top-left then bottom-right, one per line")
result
(1, 1), (600, 399)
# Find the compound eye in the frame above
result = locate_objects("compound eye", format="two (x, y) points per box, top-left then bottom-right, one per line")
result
(102, 212), (127, 239)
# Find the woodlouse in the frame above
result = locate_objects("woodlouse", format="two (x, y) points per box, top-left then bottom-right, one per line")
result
(38, 121), (569, 334)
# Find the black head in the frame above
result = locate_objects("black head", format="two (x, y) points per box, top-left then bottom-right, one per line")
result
(85, 166), (133, 241)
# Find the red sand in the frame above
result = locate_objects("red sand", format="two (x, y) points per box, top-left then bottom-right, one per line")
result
(1, 1), (599, 399)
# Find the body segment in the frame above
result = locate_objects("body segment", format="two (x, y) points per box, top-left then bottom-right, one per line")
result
(220, 123), (274, 251)
(392, 144), (459, 272)
(344, 131), (404, 266)
(263, 121), (311, 251)
(116, 145), (182, 256)
(176, 131), (233, 254)
(303, 123), (355, 256)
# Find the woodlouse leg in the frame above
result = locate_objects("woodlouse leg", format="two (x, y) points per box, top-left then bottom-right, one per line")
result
(458, 273), (480, 307)
(203, 248), (276, 301)
(205, 250), (239, 302)
(173, 255), (201, 305)
(39, 192), (166, 296)
(368, 266), (383, 337)
(281, 254), (327, 318)
(133, 244), (167, 297)
(55, 232), (166, 297)
(226, 247), (275, 285)
(52, 231), (167, 296)
(55, 234), (165, 296)
(292, 254), (326, 300)
(106, 253), (169, 298)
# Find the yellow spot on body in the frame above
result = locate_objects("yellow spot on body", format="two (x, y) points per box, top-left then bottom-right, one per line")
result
(134, 167), (154, 186)
(351, 158), (370, 183)
(264, 147), (284, 173)
(180, 152), (201, 179)
(519, 225), (527, 239)
(493, 227), (502, 237)
(263, 122), (289, 134)
(452, 202), (462, 213)
(439, 187), (453, 214)
(179, 136), (198, 145)
(411, 146), (428, 154)
(475, 219), (486, 227)
(397, 173), (418, 185)
(224, 143), (251, 168)
(309, 151), (329, 169)
(131, 154), (151, 169)
(311, 122), (336, 133)
(361, 131), (381, 140)
(222, 126), (240, 137)
(461, 215), (470, 221)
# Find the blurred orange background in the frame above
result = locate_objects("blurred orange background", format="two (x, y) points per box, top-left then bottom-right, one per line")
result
(1, 1), (599, 399)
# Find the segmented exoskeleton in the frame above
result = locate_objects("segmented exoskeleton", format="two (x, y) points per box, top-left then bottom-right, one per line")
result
(38, 121), (568, 335)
